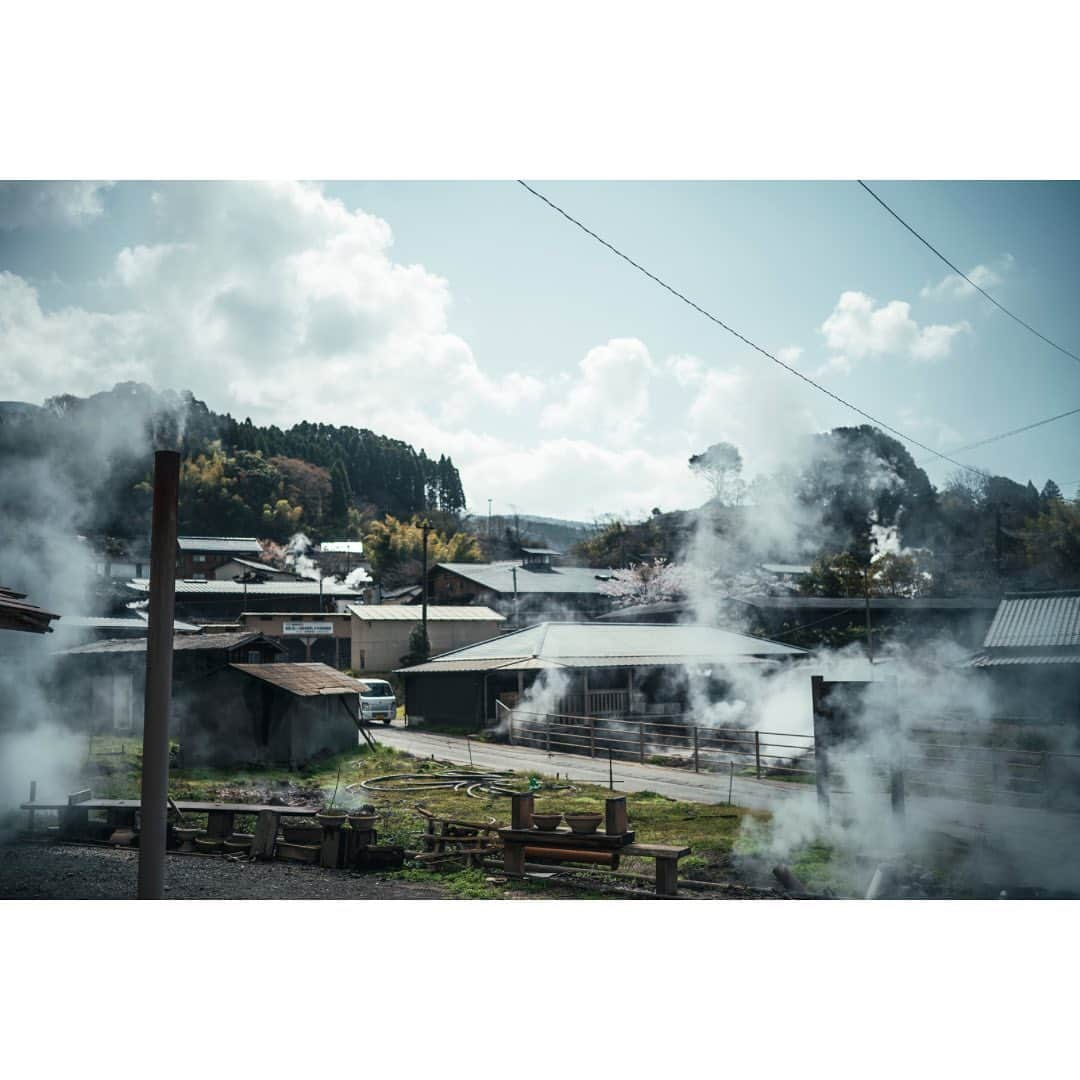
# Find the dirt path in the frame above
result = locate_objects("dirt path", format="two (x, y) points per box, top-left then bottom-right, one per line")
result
(0, 842), (449, 900)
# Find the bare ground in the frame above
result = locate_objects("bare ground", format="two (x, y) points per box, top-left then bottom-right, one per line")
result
(0, 842), (450, 900)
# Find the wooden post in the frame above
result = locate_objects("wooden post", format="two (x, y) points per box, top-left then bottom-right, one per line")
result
(811, 675), (831, 817)
(755, 730), (762, 780)
(27, 780), (36, 833)
(639, 721), (645, 764)
(655, 857), (678, 898)
(511, 792), (534, 830)
(605, 796), (628, 837)
(252, 811), (279, 860)
(504, 841), (526, 876)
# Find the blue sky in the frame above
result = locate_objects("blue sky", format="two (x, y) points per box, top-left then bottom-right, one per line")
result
(1, 180), (1077, 518)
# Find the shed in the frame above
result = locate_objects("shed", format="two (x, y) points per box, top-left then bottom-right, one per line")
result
(963, 591), (1080, 723)
(396, 621), (807, 728)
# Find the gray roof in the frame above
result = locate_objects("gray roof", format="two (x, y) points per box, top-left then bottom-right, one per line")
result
(760, 563), (812, 575)
(345, 604), (504, 622)
(435, 562), (613, 596)
(230, 662), (368, 696)
(53, 615), (202, 633)
(126, 579), (362, 597)
(520, 547), (563, 556)
(226, 558), (298, 577)
(398, 621), (806, 674)
(963, 650), (1080, 668)
(982, 591), (1080, 649)
(735, 595), (1001, 611)
(177, 536), (262, 554)
(55, 631), (283, 656)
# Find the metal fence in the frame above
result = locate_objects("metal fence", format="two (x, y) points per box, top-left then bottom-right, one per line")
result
(495, 702), (1080, 810)
(497, 702), (816, 780)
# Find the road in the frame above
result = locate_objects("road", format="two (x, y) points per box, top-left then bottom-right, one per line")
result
(373, 724), (813, 812)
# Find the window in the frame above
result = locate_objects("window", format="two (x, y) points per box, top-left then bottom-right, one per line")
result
(247, 650), (262, 664)
(193, 554), (207, 563)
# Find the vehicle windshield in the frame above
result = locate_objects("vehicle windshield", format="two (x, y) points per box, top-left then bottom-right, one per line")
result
(361, 681), (393, 698)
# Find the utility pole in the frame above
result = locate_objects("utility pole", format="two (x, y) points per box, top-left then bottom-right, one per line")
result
(138, 450), (179, 900)
(421, 519), (430, 651)
(864, 564), (874, 666)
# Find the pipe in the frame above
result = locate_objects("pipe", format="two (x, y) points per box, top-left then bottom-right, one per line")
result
(137, 450), (179, 900)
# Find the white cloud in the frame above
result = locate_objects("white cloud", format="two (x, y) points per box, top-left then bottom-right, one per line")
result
(920, 254), (1014, 300)
(541, 338), (656, 444)
(820, 290), (970, 364)
(0, 182), (542, 428)
(0, 182), (112, 230)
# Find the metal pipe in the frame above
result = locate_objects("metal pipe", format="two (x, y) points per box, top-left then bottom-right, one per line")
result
(137, 450), (179, 900)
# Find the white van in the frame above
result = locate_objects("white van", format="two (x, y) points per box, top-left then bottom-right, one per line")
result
(359, 679), (397, 724)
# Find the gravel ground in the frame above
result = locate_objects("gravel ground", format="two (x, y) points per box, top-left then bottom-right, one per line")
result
(0, 842), (449, 900)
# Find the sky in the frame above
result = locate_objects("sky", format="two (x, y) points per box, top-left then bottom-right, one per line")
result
(1, 179), (1077, 521)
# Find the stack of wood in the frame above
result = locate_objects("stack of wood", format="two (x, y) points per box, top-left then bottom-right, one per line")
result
(414, 808), (503, 867)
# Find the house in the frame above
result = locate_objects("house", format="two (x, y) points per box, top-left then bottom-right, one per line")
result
(963, 590), (1080, 723)
(124, 577), (365, 624)
(428, 551), (616, 623)
(598, 594), (1000, 649)
(396, 621), (807, 729)
(316, 540), (368, 578)
(176, 536), (263, 580)
(48, 614), (202, 647)
(345, 605), (505, 672)
(51, 632), (363, 767)
(237, 604), (506, 672)
(211, 557), (302, 584)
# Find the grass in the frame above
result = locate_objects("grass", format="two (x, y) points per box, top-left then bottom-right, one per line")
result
(44, 735), (772, 896)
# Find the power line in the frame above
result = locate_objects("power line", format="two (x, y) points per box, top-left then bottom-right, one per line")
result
(517, 180), (992, 479)
(857, 180), (1080, 368)
(916, 405), (1080, 468)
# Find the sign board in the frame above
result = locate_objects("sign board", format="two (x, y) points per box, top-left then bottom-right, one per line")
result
(283, 621), (335, 636)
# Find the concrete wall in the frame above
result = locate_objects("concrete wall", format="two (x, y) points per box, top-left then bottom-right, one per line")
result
(351, 616), (503, 672)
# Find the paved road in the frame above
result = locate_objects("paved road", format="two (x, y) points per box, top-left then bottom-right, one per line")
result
(374, 724), (813, 812)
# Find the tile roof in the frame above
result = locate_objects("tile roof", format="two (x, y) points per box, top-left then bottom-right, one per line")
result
(177, 536), (262, 554)
(435, 561), (614, 596)
(982, 591), (1080, 649)
(345, 604), (504, 622)
(126, 579), (362, 596)
(229, 663), (369, 696)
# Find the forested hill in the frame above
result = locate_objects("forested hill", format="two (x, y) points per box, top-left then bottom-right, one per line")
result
(0, 383), (466, 543)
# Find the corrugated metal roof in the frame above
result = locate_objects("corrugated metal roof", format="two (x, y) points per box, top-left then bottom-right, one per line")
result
(56, 632), (281, 656)
(435, 562), (613, 595)
(226, 558), (298, 576)
(54, 615), (202, 633)
(177, 536), (262, 554)
(345, 604), (504, 622)
(396, 621), (806, 674)
(126, 579), (362, 596)
(983, 591), (1080, 649)
(964, 650), (1080, 668)
(230, 662), (367, 696)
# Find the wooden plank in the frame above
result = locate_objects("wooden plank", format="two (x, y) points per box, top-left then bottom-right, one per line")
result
(252, 811), (279, 860)
(503, 842), (526, 875)
(499, 827), (633, 850)
(622, 842), (690, 858)
(523, 846), (616, 866)
(18, 800), (320, 816)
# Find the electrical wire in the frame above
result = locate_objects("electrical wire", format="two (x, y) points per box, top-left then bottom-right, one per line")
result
(516, 180), (992, 480)
(857, 180), (1080, 368)
(916, 405), (1080, 468)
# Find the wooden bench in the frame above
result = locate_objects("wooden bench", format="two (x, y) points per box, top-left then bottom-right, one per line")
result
(620, 843), (691, 898)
